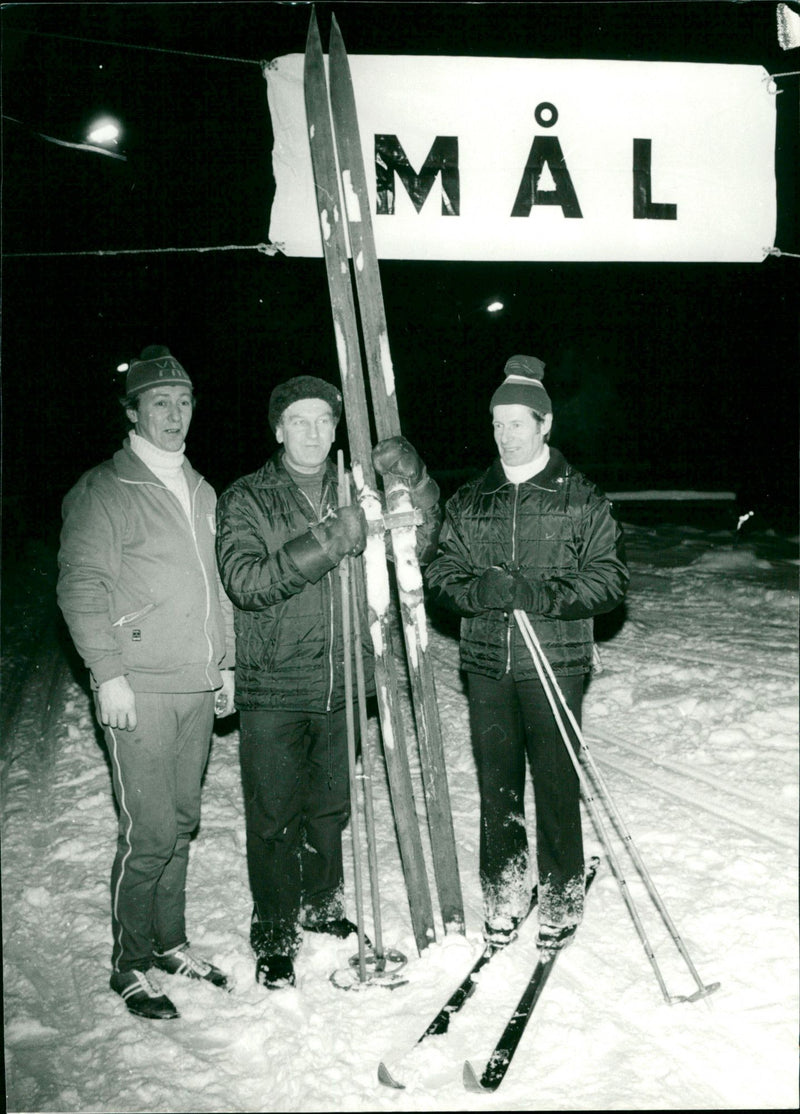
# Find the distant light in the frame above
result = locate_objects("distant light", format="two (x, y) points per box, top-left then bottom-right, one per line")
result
(117, 362), (129, 373)
(486, 300), (504, 313)
(87, 117), (121, 147)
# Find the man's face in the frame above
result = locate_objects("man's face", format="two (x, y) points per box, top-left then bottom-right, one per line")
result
(492, 403), (552, 467)
(127, 385), (194, 452)
(276, 397), (336, 473)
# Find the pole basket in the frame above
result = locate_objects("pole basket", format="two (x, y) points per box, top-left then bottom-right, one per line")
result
(330, 945), (408, 990)
(669, 981), (721, 1005)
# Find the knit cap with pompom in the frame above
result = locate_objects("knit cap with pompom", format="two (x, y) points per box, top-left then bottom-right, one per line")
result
(489, 355), (551, 416)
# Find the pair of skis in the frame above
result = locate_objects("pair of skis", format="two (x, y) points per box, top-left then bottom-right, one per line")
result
(303, 11), (463, 953)
(380, 857), (600, 1092)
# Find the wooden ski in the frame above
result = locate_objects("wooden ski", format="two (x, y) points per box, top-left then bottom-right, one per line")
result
(304, 9), (435, 954)
(327, 13), (465, 935)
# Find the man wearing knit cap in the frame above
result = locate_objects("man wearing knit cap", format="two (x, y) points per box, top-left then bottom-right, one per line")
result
(57, 346), (236, 1020)
(216, 374), (441, 990)
(426, 355), (628, 954)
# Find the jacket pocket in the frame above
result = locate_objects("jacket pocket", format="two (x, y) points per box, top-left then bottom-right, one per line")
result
(112, 603), (157, 627)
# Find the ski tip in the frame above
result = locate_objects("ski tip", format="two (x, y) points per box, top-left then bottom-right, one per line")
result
(377, 1062), (405, 1090)
(305, 6), (321, 50)
(463, 1060), (494, 1093)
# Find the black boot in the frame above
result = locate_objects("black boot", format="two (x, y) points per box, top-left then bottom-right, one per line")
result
(304, 916), (368, 942)
(537, 921), (578, 954)
(256, 954), (296, 989)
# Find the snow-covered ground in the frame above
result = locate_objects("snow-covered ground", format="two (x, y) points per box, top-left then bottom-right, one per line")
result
(3, 516), (798, 1112)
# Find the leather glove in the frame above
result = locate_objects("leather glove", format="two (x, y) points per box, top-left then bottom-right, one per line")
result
(372, 436), (440, 511)
(284, 505), (367, 584)
(474, 566), (539, 612)
(312, 504), (367, 561)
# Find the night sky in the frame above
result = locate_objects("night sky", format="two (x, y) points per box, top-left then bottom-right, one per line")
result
(2, 1), (798, 544)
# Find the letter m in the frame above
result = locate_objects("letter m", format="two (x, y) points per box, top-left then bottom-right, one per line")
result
(375, 135), (460, 216)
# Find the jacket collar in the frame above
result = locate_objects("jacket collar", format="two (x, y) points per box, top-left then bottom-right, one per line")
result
(113, 438), (201, 489)
(258, 450), (338, 488)
(479, 447), (567, 495)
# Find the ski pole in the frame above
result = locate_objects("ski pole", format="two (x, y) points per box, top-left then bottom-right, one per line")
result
(513, 610), (677, 1002)
(513, 609), (719, 1004)
(338, 453), (368, 982)
(350, 557), (386, 964)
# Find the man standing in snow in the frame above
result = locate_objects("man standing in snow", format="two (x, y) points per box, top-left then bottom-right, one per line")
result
(215, 375), (441, 990)
(57, 346), (236, 1020)
(425, 355), (628, 954)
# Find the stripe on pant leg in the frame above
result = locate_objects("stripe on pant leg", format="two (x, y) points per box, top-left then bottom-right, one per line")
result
(108, 725), (135, 972)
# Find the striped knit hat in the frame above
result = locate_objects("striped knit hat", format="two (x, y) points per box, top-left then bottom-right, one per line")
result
(125, 345), (193, 398)
(489, 355), (551, 416)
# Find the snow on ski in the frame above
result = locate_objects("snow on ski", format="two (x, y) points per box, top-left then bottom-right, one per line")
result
(303, 9), (436, 955)
(377, 886), (540, 1089)
(304, 5), (464, 947)
(326, 13), (465, 937)
(463, 857), (601, 1093)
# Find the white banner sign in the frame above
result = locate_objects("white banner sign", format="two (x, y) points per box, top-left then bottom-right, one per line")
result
(266, 54), (776, 263)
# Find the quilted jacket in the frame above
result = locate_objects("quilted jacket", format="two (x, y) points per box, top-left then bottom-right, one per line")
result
(425, 449), (629, 678)
(216, 454), (363, 712)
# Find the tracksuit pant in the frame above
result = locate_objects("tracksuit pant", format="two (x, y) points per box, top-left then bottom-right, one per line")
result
(239, 707), (351, 958)
(102, 690), (215, 973)
(466, 670), (586, 932)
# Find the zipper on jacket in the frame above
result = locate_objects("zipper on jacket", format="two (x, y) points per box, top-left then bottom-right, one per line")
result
(297, 484), (336, 713)
(505, 483), (521, 674)
(119, 471), (217, 686)
(325, 576), (335, 712)
(187, 476), (216, 688)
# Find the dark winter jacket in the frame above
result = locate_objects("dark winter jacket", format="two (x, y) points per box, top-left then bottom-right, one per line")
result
(425, 449), (629, 678)
(57, 441), (235, 693)
(215, 453), (376, 713)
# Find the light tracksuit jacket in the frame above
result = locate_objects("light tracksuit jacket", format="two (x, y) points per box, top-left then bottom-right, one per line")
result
(57, 439), (234, 692)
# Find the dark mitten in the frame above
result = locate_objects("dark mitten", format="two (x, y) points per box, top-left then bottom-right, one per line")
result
(474, 567), (539, 611)
(284, 506), (367, 584)
(373, 436), (439, 510)
(311, 505), (367, 562)
(372, 436), (424, 485)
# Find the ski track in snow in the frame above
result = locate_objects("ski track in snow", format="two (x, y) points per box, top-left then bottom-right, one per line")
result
(2, 524), (798, 1112)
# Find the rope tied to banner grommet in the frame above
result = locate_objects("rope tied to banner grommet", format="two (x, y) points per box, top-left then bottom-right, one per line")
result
(765, 246), (800, 259)
(3, 242), (284, 259)
(766, 69), (800, 94)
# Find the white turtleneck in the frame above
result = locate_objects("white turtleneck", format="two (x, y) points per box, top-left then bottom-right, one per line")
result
(129, 430), (192, 520)
(501, 444), (550, 485)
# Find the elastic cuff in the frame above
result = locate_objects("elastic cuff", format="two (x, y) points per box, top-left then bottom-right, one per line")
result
(91, 663), (127, 687)
(410, 469), (440, 511)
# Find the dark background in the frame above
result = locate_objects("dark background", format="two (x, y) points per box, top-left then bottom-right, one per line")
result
(2, 0), (798, 543)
